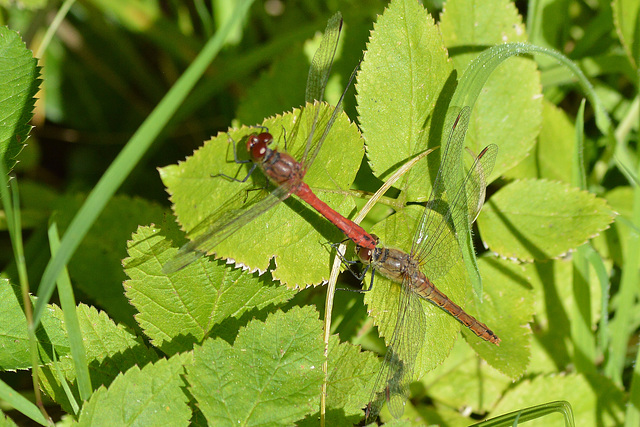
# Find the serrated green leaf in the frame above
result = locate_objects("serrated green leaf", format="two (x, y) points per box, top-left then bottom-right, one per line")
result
(78, 352), (192, 426)
(0, 26), (39, 175)
(506, 101), (575, 182)
(0, 278), (67, 370)
(39, 303), (159, 414)
(419, 338), (512, 414)
(613, 0), (640, 68)
(478, 180), (615, 261)
(441, 0), (542, 180)
(462, 256), (534, 379)
(298, 335), (380, 426)
(160, 103), (364, 287)
(186, 306), (324, 426)
(124, 225), (296, 355)
(357, 0), (454, 202)
(489, 373), (624, 426)
(52, 195), (168, 326)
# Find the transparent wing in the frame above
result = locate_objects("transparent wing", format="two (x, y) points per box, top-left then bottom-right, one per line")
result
(365, 280), (426, 423)
(410, 106), (497, 280)
(465, 145), (498, 224)
(305, 12), (342, 104)
(297, 14), (362, 172)
(162, 184), (291, 274)
(296, 12), (342, 166)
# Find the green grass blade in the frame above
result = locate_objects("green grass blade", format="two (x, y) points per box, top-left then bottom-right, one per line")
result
(572, 100), (587, 189)
(47, 222), (92, 402)
(0, 378), (48, 426)
(570, 100), (596, 374)
(6, 177), (49, 422)
(50, 343), (79, 415)
(33, 0), (256, 327)
(453, 43), (611, 135)
(35, 0), (77, 59)
(472, 400), (575, 427)
(582, 245), (611, 356)
(606, 155), (640, 385)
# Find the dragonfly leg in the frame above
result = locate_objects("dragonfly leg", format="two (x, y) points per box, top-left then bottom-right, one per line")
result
(328, 241), (372, 292)
(332, 249), (374, 293)
(337, 264), (374, 293)
(280, 125), (288, 151)
(329, 241), (361, 272)
(212, 134), (259, 182)
(212, 162), (258, 183)
(252, 125), (269, 133)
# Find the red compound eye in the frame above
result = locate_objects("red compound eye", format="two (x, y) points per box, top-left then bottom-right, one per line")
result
(247, 132), (272, 161)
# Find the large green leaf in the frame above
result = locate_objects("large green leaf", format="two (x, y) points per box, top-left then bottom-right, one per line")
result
(185, 306), (325, 425)
(161, 103), (363, 287)
(506, 100), (575, 182)
(419, 338), (512, 414)
(322, 336), (380, 426)
(524, 257), (603, 374)
(0, 26), (39, 175)
(357, 0), (454, 203)
(478, 179), (615, 261)
(463, 256), (534, 379)
(124, 225), (295, 355)
(296, 335), (380, 426)
(78, 352), (192, 426)
(363, 206), (471, 378)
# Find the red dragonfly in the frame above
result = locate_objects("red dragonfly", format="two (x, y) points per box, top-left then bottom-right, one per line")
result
(359, 106), (499, 422)
(163, 13), (376, 274)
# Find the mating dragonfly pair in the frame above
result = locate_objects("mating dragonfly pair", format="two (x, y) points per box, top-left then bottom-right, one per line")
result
(163, 13), (500, 423)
